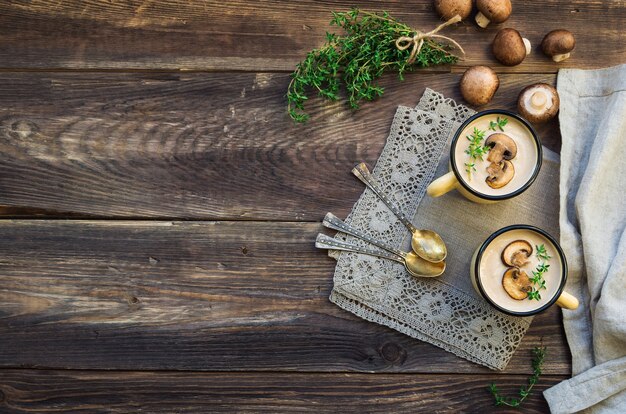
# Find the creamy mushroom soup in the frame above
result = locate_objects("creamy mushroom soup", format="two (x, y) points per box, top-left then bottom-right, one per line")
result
(453, 114), (539, 196)
(477, 228), (562, 313)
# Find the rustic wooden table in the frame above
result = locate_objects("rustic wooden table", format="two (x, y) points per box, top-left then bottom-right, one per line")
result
(0, 1), (623, 412)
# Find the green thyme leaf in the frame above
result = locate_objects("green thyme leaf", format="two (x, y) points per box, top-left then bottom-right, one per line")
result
(528, 289), (541, 301)
(464, 127), (489, 179)
(464, 162), (476, 176)
(489, 116), (509, 132)
(536, 244), (552, 261)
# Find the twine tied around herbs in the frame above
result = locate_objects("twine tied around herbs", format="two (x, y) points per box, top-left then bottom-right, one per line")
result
(395, 14), (465, 64)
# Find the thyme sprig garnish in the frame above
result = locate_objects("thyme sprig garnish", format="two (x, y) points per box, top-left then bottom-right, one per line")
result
(536, 244), (552, 261)
(287, 9), (460, 122)
(464, 127), (489, 178)
(528, 244), (551, 301)
(489, 116), (508, 131)
(489, 346), (547, 407)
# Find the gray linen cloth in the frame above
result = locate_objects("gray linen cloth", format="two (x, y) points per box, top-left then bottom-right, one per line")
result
(543, 64), (626, 413)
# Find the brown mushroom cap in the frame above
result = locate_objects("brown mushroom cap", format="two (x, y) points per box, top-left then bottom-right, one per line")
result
(542, 30), (575, 62)
(501, 240), (533, 267)
(518, 83), (560, 123)
(485, 133), (517, 163)
(492, 28), (530, 66)
(486, 160), (515, 189)
(502, 267), (532, 300)
(460, 66), (500, 106)
(434, 0), (473, 20)
(475, 0), (512, 28)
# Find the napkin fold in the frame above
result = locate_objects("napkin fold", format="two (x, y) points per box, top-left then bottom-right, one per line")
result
(543, 64), (626, 414)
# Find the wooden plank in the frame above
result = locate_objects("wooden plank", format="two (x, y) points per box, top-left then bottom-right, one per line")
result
(0, 220), (570, 374)
(0, 72), (561, 220)
(0, 370), (565, 413)
(0, 1), (623, 72)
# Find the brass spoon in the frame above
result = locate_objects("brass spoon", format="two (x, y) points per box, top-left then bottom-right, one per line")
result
(321, 213), (445, 277)
(315, 234), (445, 277)
(352, 162), (447, 263)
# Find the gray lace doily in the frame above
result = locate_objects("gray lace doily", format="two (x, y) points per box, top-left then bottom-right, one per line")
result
(329, 88), (560, 370)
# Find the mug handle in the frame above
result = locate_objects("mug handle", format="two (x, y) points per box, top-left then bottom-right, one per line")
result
(427, 171), (458, 198)
(555, 291), (579, 310)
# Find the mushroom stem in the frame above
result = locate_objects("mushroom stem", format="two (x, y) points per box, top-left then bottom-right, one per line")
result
(552, 52), (571, 62)
(522, 38), (531, 55)
(475, 11), (490, 28)
(518, 83), (560, 124)
(530, 91), (547, 109)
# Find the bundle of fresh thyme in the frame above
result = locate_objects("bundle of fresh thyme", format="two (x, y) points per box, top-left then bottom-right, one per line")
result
(287, 9), (461, 122)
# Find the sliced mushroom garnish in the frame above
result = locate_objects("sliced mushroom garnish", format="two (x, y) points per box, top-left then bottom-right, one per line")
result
(501, 240), (533, 267)
(485, 133), (517, 163)
(502, 267), (532, 300)
(486, 160), (515, 189)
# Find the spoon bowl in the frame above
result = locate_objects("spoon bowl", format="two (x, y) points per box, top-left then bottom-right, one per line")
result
(322, 213), (446, 278)
(411, 229), (447, 263)
(352, 163), (447, 263)
(405, 249), (446, 277)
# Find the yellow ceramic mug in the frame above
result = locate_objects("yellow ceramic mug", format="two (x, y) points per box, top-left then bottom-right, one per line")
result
(470, 225), (579, 316)
(427, 110), (542, 204)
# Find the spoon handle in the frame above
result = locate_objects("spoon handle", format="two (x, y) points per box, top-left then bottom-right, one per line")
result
(315, 234), (403, 264)
(322, 213), (407, 259)
(352, 162), (418, 233)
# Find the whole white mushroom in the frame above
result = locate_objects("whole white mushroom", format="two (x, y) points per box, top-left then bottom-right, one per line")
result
(517, 83), (560, 123)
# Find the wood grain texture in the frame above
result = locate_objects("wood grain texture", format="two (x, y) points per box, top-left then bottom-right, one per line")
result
(0, 370), (565, 413)
(0, 220), (570, 374)
(0, 72), (561, 220)
(0, 1), (595, 411)
(0, 0), (623, 72)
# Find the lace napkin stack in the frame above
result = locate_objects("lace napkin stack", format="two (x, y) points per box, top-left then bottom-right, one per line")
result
(329, 89), (560, 370)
